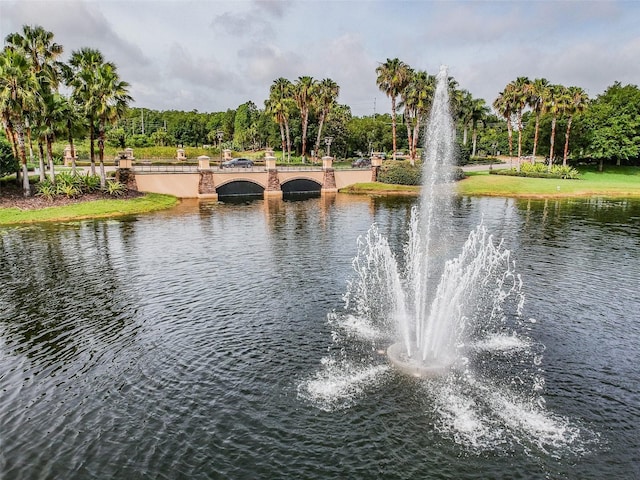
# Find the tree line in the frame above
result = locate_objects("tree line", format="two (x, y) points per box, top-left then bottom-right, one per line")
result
(0, 25), (131, 196)
(2, 26), (639, 199)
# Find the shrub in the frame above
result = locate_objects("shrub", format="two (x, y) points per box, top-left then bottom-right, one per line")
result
(104, 180), (127, 197)
(378, 161), (422, 185)
(552, 165), (580, 179)
(80, 173), (101, 192)
(491, 163), (580, 180)
(36, 179), (57, 201)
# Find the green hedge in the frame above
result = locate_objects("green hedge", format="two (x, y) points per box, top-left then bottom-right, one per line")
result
(378, 161), (465, 185)
(491, 162), (580, 180)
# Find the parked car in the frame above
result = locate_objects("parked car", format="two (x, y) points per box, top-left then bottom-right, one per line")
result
(222, 158), (254, 168)
(352, 157), (371, 168)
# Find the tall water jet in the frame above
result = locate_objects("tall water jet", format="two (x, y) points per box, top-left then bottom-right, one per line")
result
(385, 65), (519, 377)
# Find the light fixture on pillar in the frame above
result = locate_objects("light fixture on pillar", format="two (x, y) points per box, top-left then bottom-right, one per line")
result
(216, 131), (224, 167)
(324, 136), (333, 157)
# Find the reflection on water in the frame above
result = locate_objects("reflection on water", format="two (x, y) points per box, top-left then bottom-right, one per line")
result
(0, 195), (639, 479)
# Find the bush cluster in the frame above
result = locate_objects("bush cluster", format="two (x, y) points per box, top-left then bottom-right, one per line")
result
(377, 161), (465, 185)
(36, 172), (126, 200)
(491, 162), (580, 179)
(378, 161), (422, 185)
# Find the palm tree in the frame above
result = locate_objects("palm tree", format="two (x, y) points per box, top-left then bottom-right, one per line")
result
(399, 70), (433, 164)
(4, 25), (63, 75)
(313, 78), (340, 159)
(6, 25), (63, 170)
(562, 86), (589, 166)
(376, 58), (411, 160)
(265, 77), (293, 162)
(545, 84), (569, 171)
(293, 76), (316, 160)
(93, 62), (132, 186)
(67, 48), (105, 175)
(493, 89), (514, 164)
(453, 89), (472, 147)
(469, 98), (490, 157)
(508, 76), (532, 161)
(529, 78), (550, 162)
(0, 48), (39, 196)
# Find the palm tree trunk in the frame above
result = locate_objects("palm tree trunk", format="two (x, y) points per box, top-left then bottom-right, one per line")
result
(67, 118), (77, 175)
(46, 134), (55, 182)
(391, 97), (397, 160)
(516, 112), (523, 159)
(472, 127), (478, 157)
(3, 120), (19, 161)
(26, 123), (34, 166)
(314, 112), (326, 160)
(412, 120), (420, 162)
(548, 116), (557, 172)
(532, 112), (541, 163)
(462, 125), (468, 145)
(98, 121), (106, 187)
(284, 119), (292, 162)
(405, 120), (413, 165)
(562, 117), (573, 166)
(301, 108), (309, 159)
(14, 121), (31, 196)
(37, 139), (46, 182)
(89, 119), (96, 176)
(507, 122), (513, 168)
(278, 121), (286, 163)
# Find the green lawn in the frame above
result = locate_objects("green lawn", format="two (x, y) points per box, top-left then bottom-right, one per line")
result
(0, 193), (178, 226)
(340, 182), (421, 195)
(459, 166), (640, 197)
(341, 166), (640, 198)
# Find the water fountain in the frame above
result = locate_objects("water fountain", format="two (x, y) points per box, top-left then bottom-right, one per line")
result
(301, 66), (585, 455)
(353, 66), (523, 378)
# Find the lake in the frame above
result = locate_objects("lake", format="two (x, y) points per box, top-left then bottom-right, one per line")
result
(1, 194), (638, 479)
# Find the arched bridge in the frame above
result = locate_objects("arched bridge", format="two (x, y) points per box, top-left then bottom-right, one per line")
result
(119, 164), (375, 199)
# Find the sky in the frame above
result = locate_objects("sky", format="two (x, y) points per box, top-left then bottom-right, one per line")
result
(2, 0), (640, 117)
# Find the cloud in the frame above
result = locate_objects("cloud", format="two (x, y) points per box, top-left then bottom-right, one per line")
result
(2, 0), (150, 67)
(166, 42), (245, 93)
(253, 0), (292, 18)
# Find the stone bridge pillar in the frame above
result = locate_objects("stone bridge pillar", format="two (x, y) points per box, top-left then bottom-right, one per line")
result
(197, 155), (218, 200)
(371, 156), (383, 182)
(115, 150), (137, 191)
(321, 156), (337, 194)
(264, 154), (282, 199)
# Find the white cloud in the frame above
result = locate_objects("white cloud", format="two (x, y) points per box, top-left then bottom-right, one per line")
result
(2, 0), (638, 115)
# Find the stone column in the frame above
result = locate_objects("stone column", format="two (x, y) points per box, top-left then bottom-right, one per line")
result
(197, 155), (218, 200)
(176, 148), (186, 161)
(264, 155), (282, 199)
(198, 155), (211, 170)
(321, 156), (337, 194)
(115, 156), (138, 191)
(371, 156), (383, 182)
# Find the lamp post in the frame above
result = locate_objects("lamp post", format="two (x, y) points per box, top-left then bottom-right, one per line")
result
(324, 136), (333, 158)
(216, 131), (224, 168)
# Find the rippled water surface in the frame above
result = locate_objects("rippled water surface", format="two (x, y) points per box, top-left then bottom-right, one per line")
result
(1, 195), (639, 479)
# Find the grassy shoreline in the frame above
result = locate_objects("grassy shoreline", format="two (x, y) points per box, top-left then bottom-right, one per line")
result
(0, 193), (178, 226)
(343, 166), (640, 199)
(1, 166), (638, 226)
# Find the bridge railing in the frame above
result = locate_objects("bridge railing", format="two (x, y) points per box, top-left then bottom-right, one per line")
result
(130, 164), (367, 173)
(133, 164), (199, 173)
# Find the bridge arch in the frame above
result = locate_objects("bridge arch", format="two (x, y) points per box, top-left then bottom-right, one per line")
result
(281, 177), (322, 194)
(216, 179), (265, 197)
